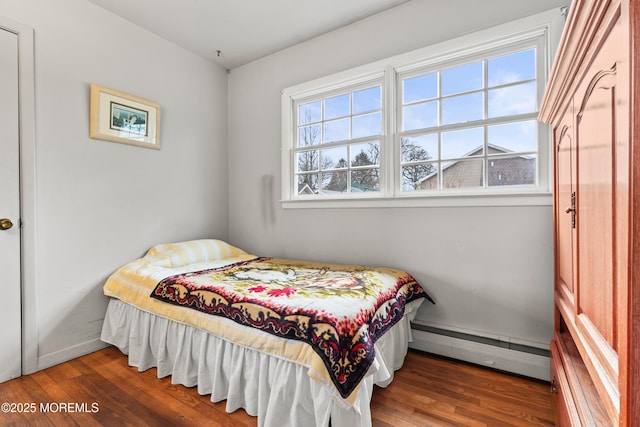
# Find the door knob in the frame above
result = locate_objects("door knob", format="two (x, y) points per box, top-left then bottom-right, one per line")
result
(0, 218), (14, 230)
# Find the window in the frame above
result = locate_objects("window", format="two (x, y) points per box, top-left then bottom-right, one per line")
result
(295, 82), (383, 195)
(399, 48), (539, 192)
(281, 10), (560, 207)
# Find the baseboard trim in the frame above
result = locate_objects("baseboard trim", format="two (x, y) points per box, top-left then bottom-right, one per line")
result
(36, 338), (109, 372)
(411, 323), (551, 357)
(32, 329), (550, 381)
(409, 328), (550, 381)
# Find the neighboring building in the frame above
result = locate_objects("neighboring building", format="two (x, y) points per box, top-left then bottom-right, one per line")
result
(419, 144), (535, 190)
(297, 183), (315, 195)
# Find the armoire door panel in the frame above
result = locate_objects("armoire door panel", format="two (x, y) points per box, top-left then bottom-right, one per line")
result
(575, 66), (617, 352)
(554, 109), (575, 305)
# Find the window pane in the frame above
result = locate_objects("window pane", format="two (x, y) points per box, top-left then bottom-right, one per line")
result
(298, 101), (321, 124)
(401, 134), (437, 163)
(325, 93), (350, 120)
(353, 112), (381, 138)
(402, 162), (438, 191)
(488, 155), (536, 186)
(350, 142), (379, 166)
(324, 118), (350, 143)
(351, 168), (379, 192)
(403, 101), (438, 131)
(488, 81), (536, 118)
(298, 124), (321, 146)
(441, 127), (484, 159)
(321, 146), (348, 169)
(297, 174), (318, 194)
(403, 73), (437, 103)
(441, 159), (484, 189)
(353, 86), (381, 114)
(297, 150), (319, 172)
(442, 61), (483, 96)
(488, 120), (537, 153)
(321, 171), (348, 193)
(488, 49), (535, 87)
(442, 92), (483, 125)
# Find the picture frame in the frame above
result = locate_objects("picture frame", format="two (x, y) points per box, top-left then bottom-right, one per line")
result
(90, 84), (160, 149)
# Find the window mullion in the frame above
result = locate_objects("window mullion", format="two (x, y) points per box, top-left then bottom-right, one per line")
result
(382, 66), (395, 197)
(437, 133), (442, 190)
(483, 59), (489, 188)
(347, 144), (352, 193)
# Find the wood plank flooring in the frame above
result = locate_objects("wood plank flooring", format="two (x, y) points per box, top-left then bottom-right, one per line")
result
(0, 347), (555, 426)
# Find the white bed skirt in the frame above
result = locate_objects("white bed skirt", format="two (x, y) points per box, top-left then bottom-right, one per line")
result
(101, 298), (421, 427)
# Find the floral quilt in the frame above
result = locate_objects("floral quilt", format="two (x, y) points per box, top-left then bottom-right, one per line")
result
(150, 257), (431, 398)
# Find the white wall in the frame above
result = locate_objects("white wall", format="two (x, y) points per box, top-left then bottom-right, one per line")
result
(228, 0), (569, 368)
(2, 0), (229, 370)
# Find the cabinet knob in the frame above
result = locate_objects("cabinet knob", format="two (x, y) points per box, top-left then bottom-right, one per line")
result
(565, 207), (575, 214)
(0, 218), (13, 230)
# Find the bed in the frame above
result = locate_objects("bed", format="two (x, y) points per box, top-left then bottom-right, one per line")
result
(100, 239), (432, 427)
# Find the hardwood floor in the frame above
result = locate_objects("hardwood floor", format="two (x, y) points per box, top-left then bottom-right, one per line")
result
(0, 347), (555, 426)
(370, 351), (555, 427)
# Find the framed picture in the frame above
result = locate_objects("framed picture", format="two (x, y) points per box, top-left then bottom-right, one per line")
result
(90, 84), (160, 149)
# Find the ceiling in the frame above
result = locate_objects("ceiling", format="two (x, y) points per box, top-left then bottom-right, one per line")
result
(88, 0), (409, 70)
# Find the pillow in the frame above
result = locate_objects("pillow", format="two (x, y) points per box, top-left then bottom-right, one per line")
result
(145, 239), (248, 268)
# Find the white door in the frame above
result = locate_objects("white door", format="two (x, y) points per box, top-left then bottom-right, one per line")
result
(0, 27), (22, 383)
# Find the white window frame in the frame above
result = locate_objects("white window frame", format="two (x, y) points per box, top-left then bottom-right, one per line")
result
(394, 38), (546, 195)
(291, 75), (386, 197)
(281, 8), (565, 208)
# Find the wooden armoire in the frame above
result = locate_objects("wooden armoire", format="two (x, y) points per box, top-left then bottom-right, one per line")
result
(538, 0), (639, 425)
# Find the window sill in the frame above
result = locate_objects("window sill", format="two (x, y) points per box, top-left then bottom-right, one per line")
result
(281, 191), (552, 209)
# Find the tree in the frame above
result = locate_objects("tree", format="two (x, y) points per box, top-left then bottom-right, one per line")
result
(297, 125), (319, 192)
(351, 149), (378, 191)
(325, 158), (348, 192)
(297, 118), (333, 193)
(401, 138), (435, 190)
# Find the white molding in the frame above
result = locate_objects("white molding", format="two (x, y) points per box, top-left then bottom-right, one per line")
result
(413, 319), (550, 350)
(281, 92), (293, 201)
(0, 15), (38, 375)
(37, 339), (109, 371)
(283, 69), (385, 102)
(410, 329), (551, 381)
(282, 191), (551, 209)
